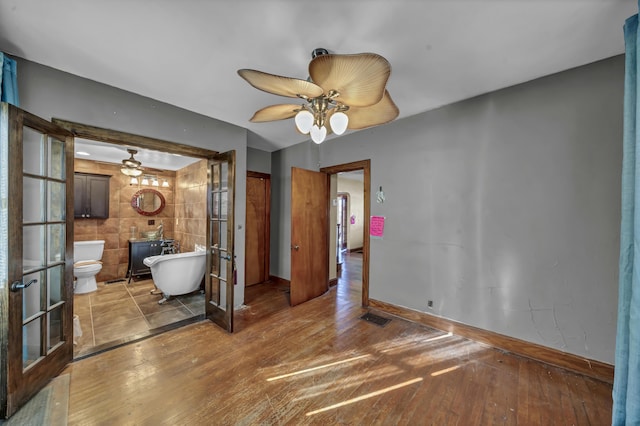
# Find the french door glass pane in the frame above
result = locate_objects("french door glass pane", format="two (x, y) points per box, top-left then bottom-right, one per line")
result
(218, 289), (227, 311)
(47, 307), (63, 351)
(47, 224), (65, 265)
(220, 220), (228, 248)
(23, 224), (45, 271)
(219, 257), (228, 281)
(22, 127), (45, 176)
(48, 181), (65, 222)
(23, 177), (45, 223)
(220, 191), (228, 220)
(212, 165), (219, 190)
(23, 319), (41, 368)
(22, 270), (43, 320)
(221, 163), (228, 189)
(48, 265), (64, 306)
(48, 137), (65, 180)
(212, 192), (219, 217)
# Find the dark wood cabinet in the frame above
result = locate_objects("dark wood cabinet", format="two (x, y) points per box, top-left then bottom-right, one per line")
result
(74, 173), (110, 219)
(127, 240), (162, 282)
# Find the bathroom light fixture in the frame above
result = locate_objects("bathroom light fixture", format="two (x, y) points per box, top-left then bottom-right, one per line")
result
(120, 149), (143, 177)
(130, 177), (139, 185)
(138, 174), (169, 188)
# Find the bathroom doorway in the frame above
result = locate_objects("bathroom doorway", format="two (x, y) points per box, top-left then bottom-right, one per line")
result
(53, 119), (220, 359)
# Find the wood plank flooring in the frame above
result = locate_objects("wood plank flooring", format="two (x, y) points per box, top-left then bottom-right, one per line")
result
(61, 253), (612, 425)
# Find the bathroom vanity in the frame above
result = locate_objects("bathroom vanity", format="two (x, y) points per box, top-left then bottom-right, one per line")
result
(127, 239), (163, 283)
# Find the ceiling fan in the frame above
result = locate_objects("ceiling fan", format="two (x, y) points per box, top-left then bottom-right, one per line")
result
(237, 48), (399, 144)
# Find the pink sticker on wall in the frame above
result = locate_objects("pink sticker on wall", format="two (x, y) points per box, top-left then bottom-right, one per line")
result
(350, 214), (356, 225)
(370, 216), (385, 239)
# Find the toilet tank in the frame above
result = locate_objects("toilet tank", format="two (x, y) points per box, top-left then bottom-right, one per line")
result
(74, 240), (105, 262)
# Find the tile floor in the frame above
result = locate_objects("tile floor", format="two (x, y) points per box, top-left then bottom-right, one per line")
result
(73, 277), (204, 358)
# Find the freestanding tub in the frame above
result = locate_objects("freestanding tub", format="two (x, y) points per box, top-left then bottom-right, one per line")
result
(143, 251), (206, 304)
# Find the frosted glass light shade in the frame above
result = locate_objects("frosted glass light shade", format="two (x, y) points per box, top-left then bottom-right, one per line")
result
(310, 125), (327, 144)
(121, 166), (143, 177)
(295, 110), (314, 134)
(141, 177), (149, 185)
(330, 112), (349, 135)
(130, 177), (139, 185)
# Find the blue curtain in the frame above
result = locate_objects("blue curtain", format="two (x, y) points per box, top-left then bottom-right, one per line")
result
(614, 11), (640, 425)
(0, 52), (19, 106)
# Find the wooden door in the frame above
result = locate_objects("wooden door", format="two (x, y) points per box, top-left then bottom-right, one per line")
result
(0, 103), (75, 418)
(290, 167), (329, 306)
(205, 151), (235, 332)
(245, 172), (270, 286)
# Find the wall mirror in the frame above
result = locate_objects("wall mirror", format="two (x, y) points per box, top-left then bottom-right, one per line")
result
(131, 188), (166, 216)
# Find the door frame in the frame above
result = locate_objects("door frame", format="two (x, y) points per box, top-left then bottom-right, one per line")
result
(337, 192), (349, 251)
(320, 159), (370, 307)
(52, 120), (228, 331)
(52, 120), (218, 159)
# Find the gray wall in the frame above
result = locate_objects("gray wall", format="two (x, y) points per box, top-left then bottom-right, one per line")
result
(271, 56), (624, 364)
(247, 145), (272, 174)
(17, 58), (248, 307)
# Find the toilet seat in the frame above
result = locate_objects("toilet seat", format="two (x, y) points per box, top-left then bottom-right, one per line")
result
(74, 263), (102, 273)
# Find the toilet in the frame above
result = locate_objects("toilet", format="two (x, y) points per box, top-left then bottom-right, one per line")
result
(73, 240), (105, 294)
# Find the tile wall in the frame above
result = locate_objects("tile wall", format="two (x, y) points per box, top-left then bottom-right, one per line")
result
(74, 159), (176, 282)
(173, 159), (208, 252)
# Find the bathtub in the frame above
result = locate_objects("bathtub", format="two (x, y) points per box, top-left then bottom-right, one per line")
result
(143, 251), (206, 304)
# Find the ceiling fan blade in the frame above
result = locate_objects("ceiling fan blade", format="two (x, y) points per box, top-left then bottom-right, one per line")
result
(249, 104), (303, 122)
(345, 90), (399, 130)
(309, 53), (391, 107)
(238, 69), (324, 99)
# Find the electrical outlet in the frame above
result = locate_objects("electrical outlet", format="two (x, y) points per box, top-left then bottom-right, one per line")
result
(148, 219), (155, 225)
(427, 300), (434, 309)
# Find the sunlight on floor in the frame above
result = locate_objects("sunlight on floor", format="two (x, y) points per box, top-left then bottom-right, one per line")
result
(260, 327), (495, 417)
(431, 365), (461, 377)
(267, 354), (371, 381)
(305, 377), (424, 416)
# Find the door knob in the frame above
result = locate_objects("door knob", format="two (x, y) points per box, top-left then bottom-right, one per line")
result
(291, 245), (300, 251)
(11, 278), (38, 292)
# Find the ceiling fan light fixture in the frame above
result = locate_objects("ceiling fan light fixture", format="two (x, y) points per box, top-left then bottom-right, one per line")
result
(121, 166), (143, 177)
(330, 112), (349, 135)
(295, 110), (314, 134)
(310, 124), (326, 144)
(238, 49), (398, 143)
(120, 148), (143, 177)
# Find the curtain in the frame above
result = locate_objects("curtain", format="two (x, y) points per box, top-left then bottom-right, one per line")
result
(0, 52), (19, 106)
(613, 12), (640, 425)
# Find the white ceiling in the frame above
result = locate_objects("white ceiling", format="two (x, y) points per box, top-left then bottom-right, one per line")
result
(0, 0), (636, 158)
(74, 138), (201, 172)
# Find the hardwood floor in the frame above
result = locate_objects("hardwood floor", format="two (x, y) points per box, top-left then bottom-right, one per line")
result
(61, 253), (612, 425)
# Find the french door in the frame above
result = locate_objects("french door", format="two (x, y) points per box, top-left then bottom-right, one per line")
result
(0, 103), (75, 418)
(205, 150), (236, 332)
